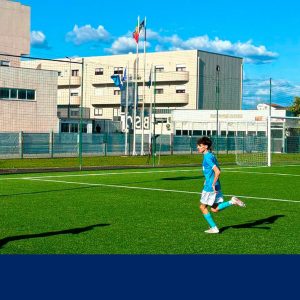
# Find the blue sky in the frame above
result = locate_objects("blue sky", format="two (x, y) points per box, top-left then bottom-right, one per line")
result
(22, 0), (300, 108)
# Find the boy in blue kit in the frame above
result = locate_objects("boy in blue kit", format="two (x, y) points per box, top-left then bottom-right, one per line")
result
(197, 137), (246, 234)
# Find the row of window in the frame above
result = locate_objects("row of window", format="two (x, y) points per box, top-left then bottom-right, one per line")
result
(0, 87), (35, 101)
(94, 65), (187, 76)
(111, 88), (186, 96)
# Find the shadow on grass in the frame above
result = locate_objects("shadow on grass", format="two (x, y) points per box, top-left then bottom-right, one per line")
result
(0, 223), (110, 249)
(0, 186), (99, 198)
(219, 215), (285, 233)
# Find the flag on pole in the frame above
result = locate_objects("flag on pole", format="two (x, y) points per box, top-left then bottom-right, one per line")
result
(122, 68), (127, 82)
(147, 67), (152, 88)
(111, 74), (124, 90)
(132, 19), (145, 43)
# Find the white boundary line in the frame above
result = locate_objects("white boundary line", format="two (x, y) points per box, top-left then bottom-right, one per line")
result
(223, 170), (300, 177)
(1, 164), (299, 180)
(25, 177), (300, 204)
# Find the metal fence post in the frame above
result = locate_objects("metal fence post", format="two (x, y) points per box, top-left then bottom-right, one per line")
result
(49, 130), (54, 158)
(19, 131), (23, 159)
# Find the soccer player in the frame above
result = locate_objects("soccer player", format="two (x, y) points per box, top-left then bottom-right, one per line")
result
(197, 136), (246, 234)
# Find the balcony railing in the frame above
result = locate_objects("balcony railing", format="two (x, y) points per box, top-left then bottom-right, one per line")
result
(150, 93), (189, 104)
(91, 71), (189, 85)
(58, 76), (81, 86)
(90, 95), (121, 105)
(57, 107), (90, 119)
(57, 95), (81, 106)
(155, 71), (189, 82)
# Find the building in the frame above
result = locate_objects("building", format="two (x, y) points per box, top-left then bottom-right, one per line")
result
(0, 0), (58, 133)
(0, 0), (30, 66)
(22, 50), (243, 134)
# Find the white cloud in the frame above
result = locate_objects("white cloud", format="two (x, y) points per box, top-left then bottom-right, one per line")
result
(255, 89), (270, 96)
(105, 34), (150, 54)
(139, 30), (278, 64)
(66, 24), (110, 45)
(243, 78), (300, 109)
(30, 31), (50, 49)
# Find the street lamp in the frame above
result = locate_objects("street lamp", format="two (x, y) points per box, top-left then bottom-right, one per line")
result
(216, 65), (220, 154)
(66, 56), (72, 119)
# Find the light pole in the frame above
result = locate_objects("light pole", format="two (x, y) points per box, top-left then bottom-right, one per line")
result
(216, 65), (220, 154)
(66, 56), (72, 120)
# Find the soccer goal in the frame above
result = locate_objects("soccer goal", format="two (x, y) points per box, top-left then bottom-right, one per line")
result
(229, 121), (269, 167)
(233, 116), (300, 167)
(267, 116), (300, 166)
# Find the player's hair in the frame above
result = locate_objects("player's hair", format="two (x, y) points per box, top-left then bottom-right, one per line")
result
(197, 136), (212, 150)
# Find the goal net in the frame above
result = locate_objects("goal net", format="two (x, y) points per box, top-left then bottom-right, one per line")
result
(229, 121), (269, 166)
(269, 116), (300, 166)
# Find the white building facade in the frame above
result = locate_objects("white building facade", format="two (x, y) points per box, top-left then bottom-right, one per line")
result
(21, 50), (243, 134)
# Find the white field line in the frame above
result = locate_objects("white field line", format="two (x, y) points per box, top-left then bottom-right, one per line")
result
(25, 177), (300, 204)
(1, 164), (299, 181)
(223, 170), (300, 177)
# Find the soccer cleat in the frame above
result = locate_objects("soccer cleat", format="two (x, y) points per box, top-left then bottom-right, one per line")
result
(231, 196), (246, 207)
(204, 227), (219, 234)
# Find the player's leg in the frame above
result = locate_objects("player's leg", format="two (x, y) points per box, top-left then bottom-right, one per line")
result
(200, 191), (219, 233)
(209, 191), (246, 212)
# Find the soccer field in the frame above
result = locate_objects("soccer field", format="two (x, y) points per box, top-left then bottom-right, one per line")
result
(0, 165), (299, 254)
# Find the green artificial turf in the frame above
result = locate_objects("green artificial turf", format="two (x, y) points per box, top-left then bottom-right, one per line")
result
(0, 165), (299, 254)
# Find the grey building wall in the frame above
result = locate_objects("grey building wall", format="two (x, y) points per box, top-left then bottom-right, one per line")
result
(197, 50), (243, 110)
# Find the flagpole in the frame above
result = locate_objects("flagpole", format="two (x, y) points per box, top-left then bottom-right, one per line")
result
(152, 66), (157, 167)
(125, 62), (129, 155)
(149, 64), (153, 154)
(141, 17), (147, 155)
(132, 16), (139, 156)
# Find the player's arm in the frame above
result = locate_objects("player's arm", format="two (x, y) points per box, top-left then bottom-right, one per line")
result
(212, 165), (221, 192)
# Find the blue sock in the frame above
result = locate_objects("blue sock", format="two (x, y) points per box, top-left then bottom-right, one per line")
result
(203, 213), (217, 228)
(217, 201), (233, 211)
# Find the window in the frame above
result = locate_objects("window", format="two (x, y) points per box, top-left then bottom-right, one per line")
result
(155, 88), (163, 94)
(70, 89), (79, 97)
(0, 88), (35, 101)
(95, 68), (104, 75)
(113, 108), (120, 117)
(72, 69), (79, 76)
(0, 60), (10, 67)
(26, 90), (35, 100)
(176, 86), (186, 93)
(18, 89), (27, 100)
(94, 108), (103, 116)
(114, 90), (121, 95)
(70, 123), (78, 132)
(176, 64), (186, 72)
(155, 65), (164, 72)
(114, 67), (123, 75)
(70, 110), (79, 117)
(10, 89), (17, 99)
(0, 88), (9, 98)
(61, 123), (69, 132)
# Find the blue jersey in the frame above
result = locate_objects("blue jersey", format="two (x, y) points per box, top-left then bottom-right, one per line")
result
(202, 151), (221, 192)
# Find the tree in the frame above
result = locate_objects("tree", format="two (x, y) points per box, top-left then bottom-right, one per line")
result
(290, 96), (300, 116)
